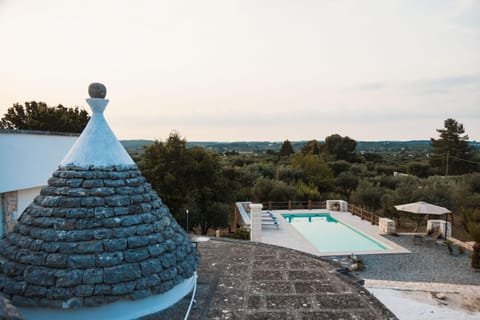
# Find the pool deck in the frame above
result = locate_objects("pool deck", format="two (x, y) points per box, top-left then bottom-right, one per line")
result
(260, 210), (409, 256)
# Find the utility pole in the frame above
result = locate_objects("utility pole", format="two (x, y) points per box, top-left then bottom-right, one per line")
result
(185, 209), (189, 233)
(445, 152), (449, 176)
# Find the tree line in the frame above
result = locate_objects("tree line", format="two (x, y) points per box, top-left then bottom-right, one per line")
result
(0, 101), (89, 133)
(1, 104), (479, 245)
(137, 119), (479, 243)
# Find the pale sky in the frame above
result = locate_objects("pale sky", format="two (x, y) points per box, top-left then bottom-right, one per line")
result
(1, 0), (479, 141)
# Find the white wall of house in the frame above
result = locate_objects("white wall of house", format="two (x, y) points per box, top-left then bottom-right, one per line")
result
(17, 186), (43, 220)
(0, 131), (77, 194)
(0, 131), (78, 236)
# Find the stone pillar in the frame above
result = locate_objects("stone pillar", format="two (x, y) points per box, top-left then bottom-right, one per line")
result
(288, 200), (292, 210)
(427, 219), (452, 238)
(326, 200), (348, 211)
(250, 203), (263, 242)
(379, 218), (396, 234)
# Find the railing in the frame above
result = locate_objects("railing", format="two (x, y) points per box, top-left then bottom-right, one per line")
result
(261, 200), (327, 211)
(234, 200), (383, 231)
(261, 201), (381, 226)
(234, 202), (252, 226)
(347, 203), (381, 226)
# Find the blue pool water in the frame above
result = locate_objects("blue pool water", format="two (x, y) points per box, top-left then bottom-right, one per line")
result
(282, 213), (387, 253)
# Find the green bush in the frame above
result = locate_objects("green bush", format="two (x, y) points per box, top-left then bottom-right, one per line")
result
(232, 227), (250, 240)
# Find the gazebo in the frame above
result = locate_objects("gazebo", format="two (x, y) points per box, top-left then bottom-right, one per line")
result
(394, 201), (451, 239)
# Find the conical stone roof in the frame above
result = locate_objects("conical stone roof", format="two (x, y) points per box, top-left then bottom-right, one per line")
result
(0, 84), (199, 309)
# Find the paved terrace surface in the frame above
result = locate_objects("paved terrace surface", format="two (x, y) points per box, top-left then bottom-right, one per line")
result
(145, 238), (396, 320)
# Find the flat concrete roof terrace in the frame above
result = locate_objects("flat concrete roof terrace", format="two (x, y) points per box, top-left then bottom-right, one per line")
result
(145, 238), (396, 320)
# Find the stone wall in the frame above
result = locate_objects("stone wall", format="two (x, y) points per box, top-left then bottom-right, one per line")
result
(1, 191), (18, 233)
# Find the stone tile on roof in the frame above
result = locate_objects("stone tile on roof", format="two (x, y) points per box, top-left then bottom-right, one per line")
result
(0, 294), (24, 320)
(0, 164), (199, 309)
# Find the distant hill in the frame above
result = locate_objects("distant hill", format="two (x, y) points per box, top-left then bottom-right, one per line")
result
(120, 139), (479, 156)
(122, 139), (429, 155)
(120, 140), (154, 156)
(356, 140), (431, 154)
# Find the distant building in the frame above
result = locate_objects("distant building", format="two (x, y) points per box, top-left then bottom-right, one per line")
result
(0, 130), (78, 237)
(238, 151), (256, 155)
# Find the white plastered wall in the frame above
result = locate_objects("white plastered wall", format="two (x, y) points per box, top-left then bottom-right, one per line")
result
(0, 132), (77, 194)
(17, 186), (43, 220)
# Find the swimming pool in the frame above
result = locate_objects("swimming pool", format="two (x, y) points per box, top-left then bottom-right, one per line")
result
(282, 213), (387, 253)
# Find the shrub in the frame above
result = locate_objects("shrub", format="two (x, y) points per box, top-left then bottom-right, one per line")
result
(232, 227), (250, 240)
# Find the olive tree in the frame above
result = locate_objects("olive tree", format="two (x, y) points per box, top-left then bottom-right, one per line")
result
(1, 101), (89, 133)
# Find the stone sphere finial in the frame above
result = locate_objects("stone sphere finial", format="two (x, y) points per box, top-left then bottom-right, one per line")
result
(88, 82), (107, 99)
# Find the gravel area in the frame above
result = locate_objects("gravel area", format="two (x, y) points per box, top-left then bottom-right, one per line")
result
(329, 235), (480, 285)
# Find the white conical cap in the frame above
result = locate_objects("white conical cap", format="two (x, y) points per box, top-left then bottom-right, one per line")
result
(60, 85), (135, 167)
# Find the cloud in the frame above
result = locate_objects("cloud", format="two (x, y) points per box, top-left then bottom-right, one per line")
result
(410, 74), (480, 95)
(426, 74), (480, 87)
(348, 74), (480, 95)
(448, 0), (480, 34)
(350, 82), (387, 92)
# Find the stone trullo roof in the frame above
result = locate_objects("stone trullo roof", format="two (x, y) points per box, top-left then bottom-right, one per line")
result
(0, 83), (199, 310)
